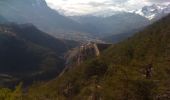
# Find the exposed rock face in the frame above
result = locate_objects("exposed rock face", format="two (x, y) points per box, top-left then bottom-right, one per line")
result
(62, 42), (112, 73)
(77, 43), (100, 64)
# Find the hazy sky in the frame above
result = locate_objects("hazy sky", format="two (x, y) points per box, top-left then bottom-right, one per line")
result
(45, 0), (170, 15)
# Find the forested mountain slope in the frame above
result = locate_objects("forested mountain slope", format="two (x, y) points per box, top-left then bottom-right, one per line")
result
(22, 14), (170, 100)
(0, 23), (78, 87)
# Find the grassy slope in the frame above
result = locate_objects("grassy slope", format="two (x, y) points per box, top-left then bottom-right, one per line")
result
(7, 15), (170, 99)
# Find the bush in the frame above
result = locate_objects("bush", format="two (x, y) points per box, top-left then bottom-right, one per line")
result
(131, 79), (157, 100)
(84, 59), (108, 79)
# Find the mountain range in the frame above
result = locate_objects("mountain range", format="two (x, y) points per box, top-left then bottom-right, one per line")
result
(0, 0), (90, 40)
(135, 4), (170, 20)
(70, 13), (150, 38)
(0, 0), (170, 43)
(0, 0), (155, 42)
(80, 4), (170, 21)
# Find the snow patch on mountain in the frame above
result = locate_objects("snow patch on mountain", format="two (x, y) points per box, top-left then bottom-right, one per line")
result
(135, 4), (170, 20)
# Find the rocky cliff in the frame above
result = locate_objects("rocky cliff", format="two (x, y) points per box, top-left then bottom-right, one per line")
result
(63, 42), (112, 72)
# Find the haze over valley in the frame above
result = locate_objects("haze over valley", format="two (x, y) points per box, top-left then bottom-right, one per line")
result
(0, 0), (169, 42)
(0, 0), (170, 100)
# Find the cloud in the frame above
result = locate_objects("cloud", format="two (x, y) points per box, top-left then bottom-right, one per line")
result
(87, 2), (113, 7)
(111, 0), (129, 3)
(45, 0), (170, 16)
(148, 0), (170, 3)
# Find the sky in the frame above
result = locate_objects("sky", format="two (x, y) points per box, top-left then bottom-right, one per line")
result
(45, 0), (170, 16)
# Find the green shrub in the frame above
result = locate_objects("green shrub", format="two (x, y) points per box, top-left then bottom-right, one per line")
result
(84, 59), (108, 79)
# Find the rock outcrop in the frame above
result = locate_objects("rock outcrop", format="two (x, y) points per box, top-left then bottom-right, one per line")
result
(62, 42), (112, 73)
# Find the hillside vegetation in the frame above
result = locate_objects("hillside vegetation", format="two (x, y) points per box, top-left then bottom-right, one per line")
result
(1, 15), (170, 100)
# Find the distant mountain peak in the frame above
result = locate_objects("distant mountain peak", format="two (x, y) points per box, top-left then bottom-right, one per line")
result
(135, 4), (170, 20)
